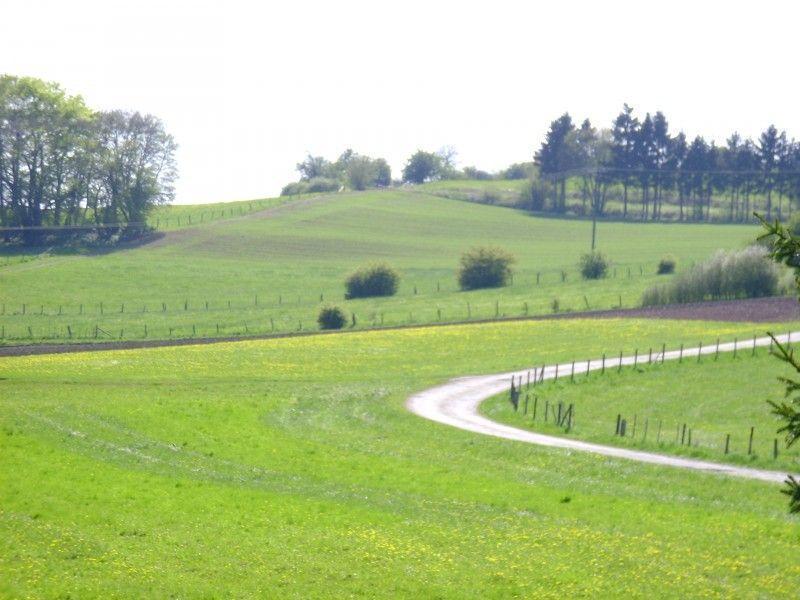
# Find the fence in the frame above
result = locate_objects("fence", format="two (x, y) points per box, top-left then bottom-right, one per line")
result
(506, 334), (795, 463)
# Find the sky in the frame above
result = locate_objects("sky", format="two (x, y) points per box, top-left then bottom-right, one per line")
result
(2, 0), (798, 204)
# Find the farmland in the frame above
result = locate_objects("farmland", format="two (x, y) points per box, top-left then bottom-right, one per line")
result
(2, 318), (800, 597)
(0, 188), (763, 346)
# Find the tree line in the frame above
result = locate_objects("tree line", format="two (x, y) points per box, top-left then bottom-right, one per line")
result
(0, 75), (177, 241)
(534, 105), (800, 222)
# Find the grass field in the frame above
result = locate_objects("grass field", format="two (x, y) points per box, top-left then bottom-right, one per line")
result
(147, 196), (293, 231)
(482, 344), (800, 472)
(0, 188), (762, 346)
(2, 317), (800, 597)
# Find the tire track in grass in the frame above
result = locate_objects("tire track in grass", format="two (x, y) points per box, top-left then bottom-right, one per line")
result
(407, 332), (800, 483)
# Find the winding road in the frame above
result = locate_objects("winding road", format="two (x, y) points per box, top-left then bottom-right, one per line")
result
(407, 332), (800, 483)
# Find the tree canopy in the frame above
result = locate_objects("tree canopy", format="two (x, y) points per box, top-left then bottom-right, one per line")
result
(0, 75), (176, 237)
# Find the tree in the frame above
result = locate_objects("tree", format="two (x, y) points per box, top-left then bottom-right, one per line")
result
(296, 154), (333, 180)
(94, 110), (177, 225)
(0, 75), (176, 239)
(534, 113), (576, 212)
(634, 113), (657, 219)
(346, 155), (378, 191)
(373, 158), (391, 187)
(757, 125), (787, 220)
(402, 150), (442, 184)
(670, 132), (689, 220)
(610, 104), (639, 217)
(757, 216), (800, 512)
(651, 112), (671, 220)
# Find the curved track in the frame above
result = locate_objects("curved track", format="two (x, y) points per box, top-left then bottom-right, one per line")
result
(407, 333), (799, 483)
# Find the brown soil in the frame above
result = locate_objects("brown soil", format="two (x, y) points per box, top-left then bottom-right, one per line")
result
(1, 296), (797, 358)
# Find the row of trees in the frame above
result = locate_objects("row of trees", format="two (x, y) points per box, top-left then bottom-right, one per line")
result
(0, 76), (177, 237)
(283, 149), (391, 195)
(284, 147), (532, 195)
(534, 106), (800, 222)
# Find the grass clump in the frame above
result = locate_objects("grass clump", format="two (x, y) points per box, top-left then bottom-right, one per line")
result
(579, 251), (609, 280)
(642, 246), (779, 306)
(345, 263), (399, 299)
(657, 255), (676, 274)
(458, 247), (515, 290)
(317, 305), (347, 330)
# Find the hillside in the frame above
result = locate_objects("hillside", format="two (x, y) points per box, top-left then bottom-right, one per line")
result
(0, 188), (760, 345)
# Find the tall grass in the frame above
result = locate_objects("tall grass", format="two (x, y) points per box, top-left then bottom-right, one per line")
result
(642, 246), (780, 306)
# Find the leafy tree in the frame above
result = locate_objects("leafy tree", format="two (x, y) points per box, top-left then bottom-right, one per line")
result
(296, 154), (333, 180)
(757, 216), (800, 512)
(373, 158), (391, 187)
(346, 155), (378, 191)
(501, 162), (533, 180)
(402, 150), (442, 184)
(0, 75), (175, 238)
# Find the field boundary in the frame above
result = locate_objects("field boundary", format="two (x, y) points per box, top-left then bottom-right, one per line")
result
(406, 333), (800, 483)
(1, 297), (798, 357)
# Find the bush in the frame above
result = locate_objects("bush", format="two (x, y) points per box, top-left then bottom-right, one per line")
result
(518, 178), (550, 211)
(281, 177), (341, 196)
(458, 247), (515, 290)
(579, 252), (609, 280)
(317, 305), (347, 330)
(657, 255), (676, 274)
(641, 246), (780, 306)
(345, 263), (400, 299)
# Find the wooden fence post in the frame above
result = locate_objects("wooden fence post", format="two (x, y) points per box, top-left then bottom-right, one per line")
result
(748, 426), (754, 455)
(724, 434), (730, 454)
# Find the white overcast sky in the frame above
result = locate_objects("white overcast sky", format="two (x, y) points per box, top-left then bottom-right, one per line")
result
(2, 0), (798, 203)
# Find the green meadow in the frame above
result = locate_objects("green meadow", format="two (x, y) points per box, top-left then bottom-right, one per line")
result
(2, 318), (800, 598)
(483, 345), (800, 472)
(0, 188), (760, 345)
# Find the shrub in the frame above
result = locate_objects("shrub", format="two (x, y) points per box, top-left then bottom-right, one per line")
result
(579, 252), (609, 280)
(458, 247), (515, 290)
(280, 177), (340, 196)
(517, 178), (550, 211)
(317, 305), (347, 330)
(306, 177), (341, 193)
(481, 189), (501, 204)
(641, 246), (780, 306)
(345, 263), (399, 299)
(657, 255), (676, 274)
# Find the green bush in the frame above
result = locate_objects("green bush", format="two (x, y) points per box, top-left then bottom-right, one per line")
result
(345, 263), (399, 299)
(657, 255), (676, 274)
(317, 305), (347, 330)
(642, 246), (779, 306)
(458, 247), (515, 290)
(281, 177), (341, 196)
(579, 252), (609, 280)
(517, 179), (549, 211)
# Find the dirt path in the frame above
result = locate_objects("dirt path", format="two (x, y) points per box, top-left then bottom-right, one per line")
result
(407, 333), (799, 483)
